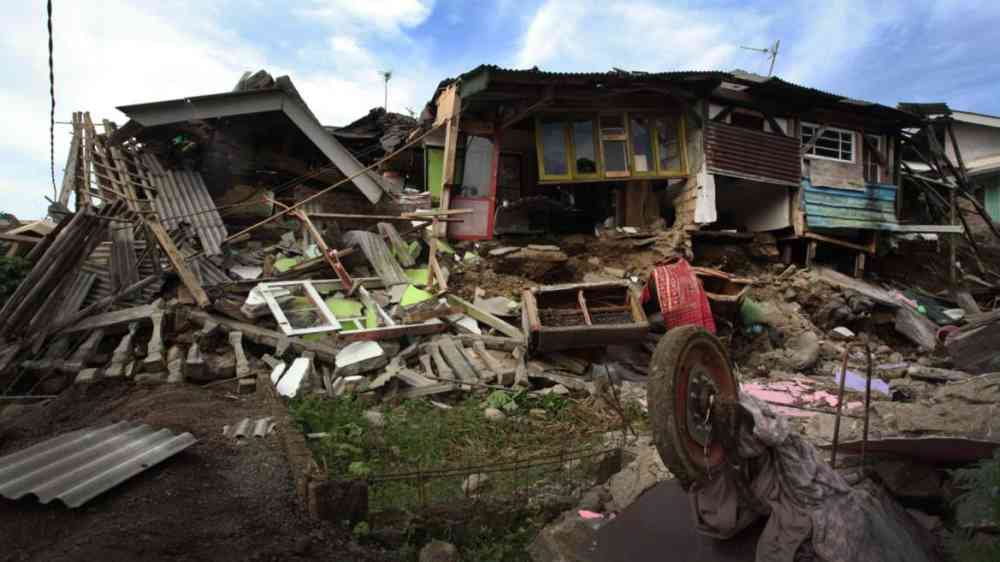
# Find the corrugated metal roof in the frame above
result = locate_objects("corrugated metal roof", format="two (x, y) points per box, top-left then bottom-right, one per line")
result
(140, 153), (228, 256)
(0, 421), (197, 508)
(438, 65), (918, 126)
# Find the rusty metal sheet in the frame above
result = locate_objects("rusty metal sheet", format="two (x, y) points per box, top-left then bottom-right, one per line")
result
(704, 122), (801, 186)
(0, 421), (196, 508)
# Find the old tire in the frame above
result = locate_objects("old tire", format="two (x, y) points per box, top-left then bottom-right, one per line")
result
(648, 326), (738, 490)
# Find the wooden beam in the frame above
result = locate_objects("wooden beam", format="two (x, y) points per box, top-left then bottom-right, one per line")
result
(800, 124), (830, 155)
(710, 105), (735, 123)
(63, 304), (157, 334)
(761, 112), (787, 137)
(0, 233), (41, 245)
(185, 309), (342, 363)
(145, 219), (211, 307)
(446, 294), (525, 340)
(501, 93), (553, 130)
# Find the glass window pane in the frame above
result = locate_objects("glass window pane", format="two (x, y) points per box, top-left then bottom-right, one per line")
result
(655, 117), (682, 172)
(630, 115), (654, 173)
(604, 140), (628, 173)
(461, 136), (494, 197)
(572, 119), (598, 175)
(540, 119), (568, 176)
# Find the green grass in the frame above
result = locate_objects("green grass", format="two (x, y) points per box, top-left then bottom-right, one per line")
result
(290, 390), (642, 560)
(290, 391), (625, 511)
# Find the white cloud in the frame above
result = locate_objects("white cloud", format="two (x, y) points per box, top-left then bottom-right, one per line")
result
(516, 0), (772, 72)
(0, 0), (437, 218)
(300, 0), (434, 35)
(777, 1), (906, 87)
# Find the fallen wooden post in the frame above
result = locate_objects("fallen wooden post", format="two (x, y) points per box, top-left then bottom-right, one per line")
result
(446, 295), (525, 340)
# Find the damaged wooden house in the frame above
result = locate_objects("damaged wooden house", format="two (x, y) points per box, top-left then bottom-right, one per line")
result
(416, 65), (960, 274)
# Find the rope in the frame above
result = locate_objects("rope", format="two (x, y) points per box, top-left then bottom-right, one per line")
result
(47, 0), (56, 199)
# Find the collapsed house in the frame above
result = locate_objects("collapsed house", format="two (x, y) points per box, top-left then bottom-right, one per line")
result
(415, 66), (961, 275)
(1, 64), (999, 560)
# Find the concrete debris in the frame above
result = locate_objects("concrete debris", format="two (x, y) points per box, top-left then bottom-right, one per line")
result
(461, 473), (491, 496)
(419, 540), (459, 562)
(484, 407), (506, 421)
(606, 445), (672, 512)
(276, 357), (311, 398)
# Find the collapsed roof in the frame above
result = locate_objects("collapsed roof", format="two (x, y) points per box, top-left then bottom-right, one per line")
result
(115, 73), (389, 203)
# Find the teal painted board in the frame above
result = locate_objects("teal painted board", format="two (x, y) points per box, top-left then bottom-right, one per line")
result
(986, 184), (1000, 221)
(804, 203), (897, 223)
(803, 191), (897, 213)
(803, 179), (899, 231)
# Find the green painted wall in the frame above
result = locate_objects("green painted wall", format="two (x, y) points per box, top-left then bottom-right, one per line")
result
(425, 146), (443, 203)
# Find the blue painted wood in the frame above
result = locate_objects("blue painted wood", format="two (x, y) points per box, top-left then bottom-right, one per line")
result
(802, 179), (899, 231)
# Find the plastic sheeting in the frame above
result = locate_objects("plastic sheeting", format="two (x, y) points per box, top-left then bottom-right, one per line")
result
(691, 394), (940, 562)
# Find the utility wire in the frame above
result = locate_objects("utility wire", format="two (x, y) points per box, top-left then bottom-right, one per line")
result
(47, 0), (56, 200)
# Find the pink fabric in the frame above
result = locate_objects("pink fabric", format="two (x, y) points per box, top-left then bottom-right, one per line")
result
(648, 258), (716, 334)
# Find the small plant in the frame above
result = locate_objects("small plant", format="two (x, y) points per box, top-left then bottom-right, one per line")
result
(949, 451), (1000, 560)
(0, 256), (31, 308)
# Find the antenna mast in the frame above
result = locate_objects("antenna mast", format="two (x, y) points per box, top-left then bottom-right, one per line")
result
(740, 40), (781, 76)
(381, 70), (393, 111)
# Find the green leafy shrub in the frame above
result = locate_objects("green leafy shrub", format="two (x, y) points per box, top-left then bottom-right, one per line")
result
(0, 256), (31, 308)
(950, 451), (1000, 560)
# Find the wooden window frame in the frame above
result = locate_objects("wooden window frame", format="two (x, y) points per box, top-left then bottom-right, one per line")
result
(801, 122), (856, 163)
(600, 113), (631, 178)
(535, 111), (688, 182)
(863, 134), (883, 184)
(535, 116), (573, 181)
(569, 116), (602, 180)
(259, 280), (342, 336)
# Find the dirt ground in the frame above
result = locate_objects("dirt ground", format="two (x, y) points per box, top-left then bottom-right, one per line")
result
(0, 381), (389, 562)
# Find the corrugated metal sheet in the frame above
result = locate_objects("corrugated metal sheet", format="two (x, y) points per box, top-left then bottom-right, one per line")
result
(190, 255), (232, 286)
(82, 241), (162, 306)
(803, 180), (899, 230)
(140, 153), (228, 256)
(0, 421), (196, 508)
(55, 271), (96, 324)
(705, 122), (801, 186)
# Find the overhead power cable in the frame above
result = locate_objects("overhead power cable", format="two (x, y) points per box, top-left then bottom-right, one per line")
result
(47, 0), (57, 199)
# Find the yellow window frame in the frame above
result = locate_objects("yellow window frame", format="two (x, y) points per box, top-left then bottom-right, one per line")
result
(568, 115), (602, 180)
(599, 113), (631, 179)
(628, 113), (687, 178)
(535, 116), (573, 181)
(535, 112), (688, 182)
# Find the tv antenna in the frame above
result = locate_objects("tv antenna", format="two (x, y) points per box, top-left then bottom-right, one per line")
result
(740, 40), (780, 76)
(381, 70), (393, 111)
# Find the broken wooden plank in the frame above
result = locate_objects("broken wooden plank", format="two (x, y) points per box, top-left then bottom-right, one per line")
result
(396, 382), (456, 399)
(446, 295), (525, 340)
(340, 319), (448, 342)
(63, 304), (157, 334)
(473, 341), (514, 385)
(816, 267), (897, 307)
(378, 222), (415, 267)
(894, 306), (939, 350)
(430, 343), (455, 381)
(437, 337), (479, 385)
(185, 308), (342, 363)
(145, 219), (210, 307)
(343, 230), (408, 287)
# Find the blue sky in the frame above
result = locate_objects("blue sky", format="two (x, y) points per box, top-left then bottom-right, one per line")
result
(2, 0), (999, 219)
